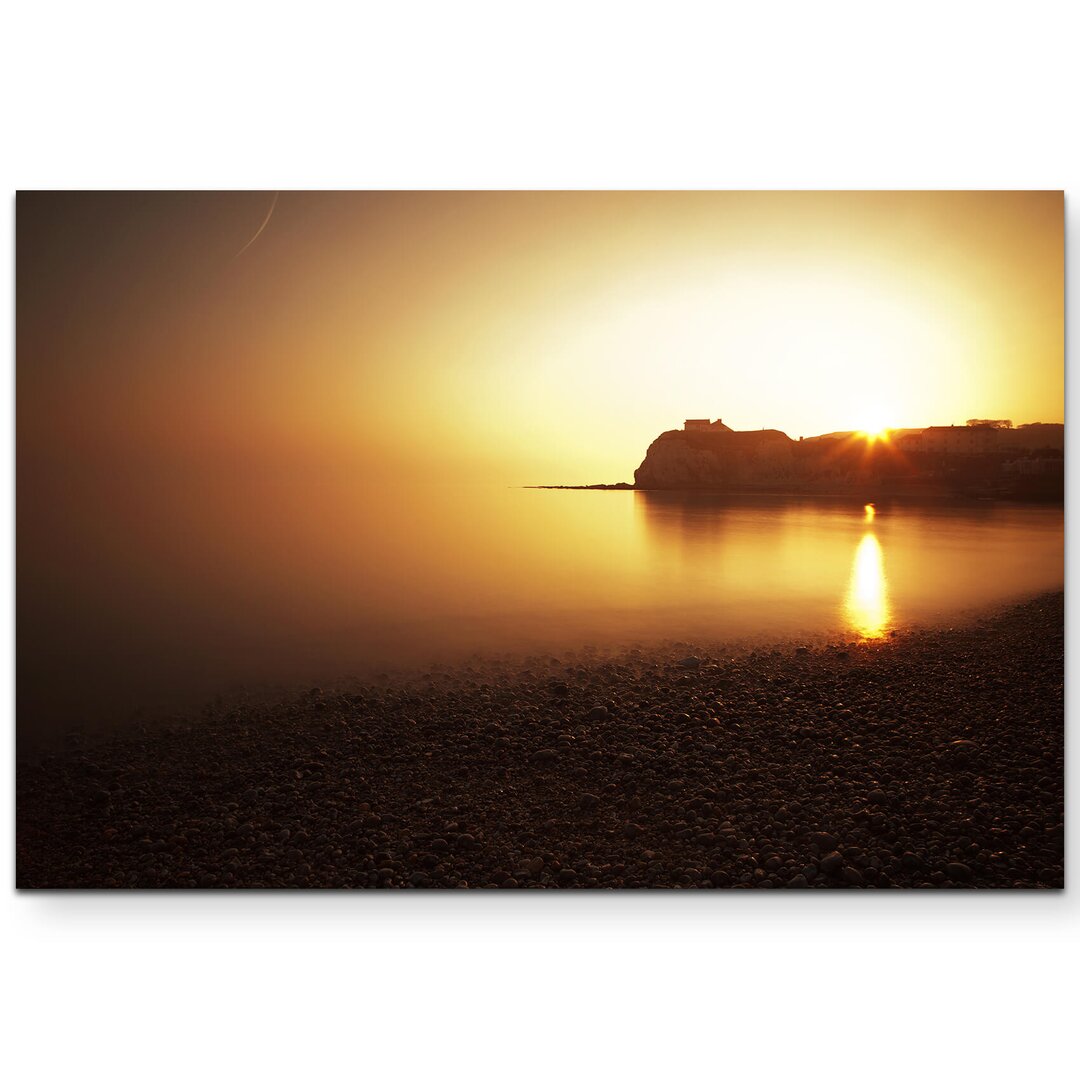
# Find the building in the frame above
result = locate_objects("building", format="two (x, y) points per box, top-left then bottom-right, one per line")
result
(904, 423), (1064, 456)
(1012, 423), (1065, 452)
(912, 425), (1002, 455)
(683, 418), (733, 432)
(1003, 456), (1063, 476)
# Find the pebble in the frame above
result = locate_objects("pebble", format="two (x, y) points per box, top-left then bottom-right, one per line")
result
(15, 593), (1063, 890)
(819, 851), (844, 875)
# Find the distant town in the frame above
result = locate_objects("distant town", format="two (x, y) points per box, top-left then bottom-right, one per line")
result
(682, 416), (1063, 454)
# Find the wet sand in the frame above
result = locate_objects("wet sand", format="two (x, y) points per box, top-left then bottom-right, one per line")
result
(16, 593), (1063, 888)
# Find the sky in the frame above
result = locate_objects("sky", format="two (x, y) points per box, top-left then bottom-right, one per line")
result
(18, 190), (1063, 484)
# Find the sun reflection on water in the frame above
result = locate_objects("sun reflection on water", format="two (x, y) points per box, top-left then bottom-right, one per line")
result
(845, 530), (890, 639)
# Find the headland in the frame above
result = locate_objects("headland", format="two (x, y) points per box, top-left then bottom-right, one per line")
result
(535, 418), (1064, 500)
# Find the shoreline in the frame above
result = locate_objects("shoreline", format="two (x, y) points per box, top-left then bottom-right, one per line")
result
(17, 591), (1064, 889)
(524, 484), (1064, 504)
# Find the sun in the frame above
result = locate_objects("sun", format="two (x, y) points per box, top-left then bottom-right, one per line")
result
(857, 409), (891, 443)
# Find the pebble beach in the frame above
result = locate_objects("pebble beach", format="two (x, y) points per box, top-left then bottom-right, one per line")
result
(16, 592), (1064, 889)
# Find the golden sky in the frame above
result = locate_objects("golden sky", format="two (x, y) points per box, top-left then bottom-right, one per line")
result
(18, 191), (1063, 484)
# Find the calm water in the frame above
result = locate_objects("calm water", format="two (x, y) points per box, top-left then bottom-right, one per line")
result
(18, 479), (1063, 733)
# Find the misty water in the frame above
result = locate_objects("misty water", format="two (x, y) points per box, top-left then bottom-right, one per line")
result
(18, 481), (1063, 737)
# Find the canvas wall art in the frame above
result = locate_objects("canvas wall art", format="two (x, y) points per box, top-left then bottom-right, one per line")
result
(16, 190), (1064, 889)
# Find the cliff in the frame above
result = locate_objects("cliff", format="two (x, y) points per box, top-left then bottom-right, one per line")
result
(633, 429), (799, 488)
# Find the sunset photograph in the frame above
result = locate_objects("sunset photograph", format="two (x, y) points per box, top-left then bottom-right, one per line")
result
(16, 190), (1063, 889)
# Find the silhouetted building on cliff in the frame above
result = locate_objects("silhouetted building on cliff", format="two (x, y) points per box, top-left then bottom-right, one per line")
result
(908, 425), (1001, 455)
(899, 422), (1064, 456)
(684, 418), (733, 432)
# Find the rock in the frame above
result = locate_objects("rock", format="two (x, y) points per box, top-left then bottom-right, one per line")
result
(807, 832), (837, 851)
(633, 427), (800, 489)
(530, 749), (558, 764)
(867, 789), (888, 805)
(944, 740), (980, 766)
(678, 656), (703, 669)
(786, 874), (808, 888)
(819, 851), (844, 875)
(579, 793), (599, 810)
(841, 866), (864, 885)
(585, 706), (610, 721)
(946, 862), (973, 883)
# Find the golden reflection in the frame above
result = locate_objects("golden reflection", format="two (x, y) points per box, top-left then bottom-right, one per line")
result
(864, 502), (876, 522)
(845, 531), (890, 638)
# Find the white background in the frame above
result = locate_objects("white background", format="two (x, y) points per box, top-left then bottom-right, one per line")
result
(2, 3), (1076, 1077)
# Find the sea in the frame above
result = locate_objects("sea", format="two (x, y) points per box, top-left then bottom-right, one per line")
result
(17, 478), (1064, 736)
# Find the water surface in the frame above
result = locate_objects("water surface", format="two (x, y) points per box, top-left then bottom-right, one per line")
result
(18, 478), (1063, 734)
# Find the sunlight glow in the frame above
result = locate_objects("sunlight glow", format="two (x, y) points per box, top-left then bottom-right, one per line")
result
(480, 257), (966, 477)
(859, 417), (891, 443)
(845, 532), (890, 639)
(18, 191), (1063, 489)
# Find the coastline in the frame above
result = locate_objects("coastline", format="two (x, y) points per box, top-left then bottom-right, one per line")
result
(525, 483), (1064, 503)
(17, 591), (1064, 889)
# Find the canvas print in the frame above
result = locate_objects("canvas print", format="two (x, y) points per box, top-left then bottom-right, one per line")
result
(16, 191), (1063, 889)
